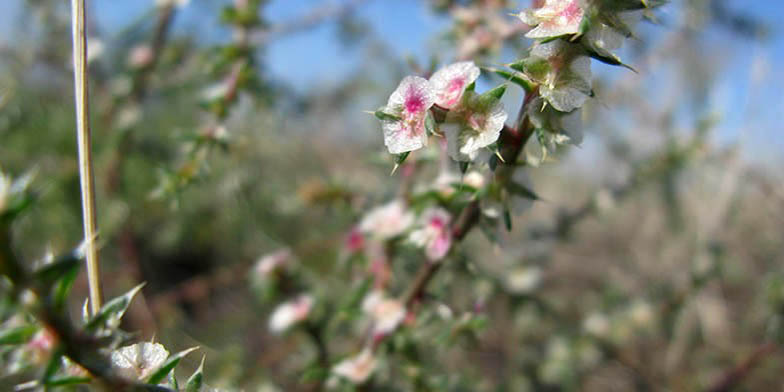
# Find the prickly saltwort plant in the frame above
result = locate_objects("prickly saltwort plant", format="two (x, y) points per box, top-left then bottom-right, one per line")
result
(320, 0), (666, 387)
(151, 0), (268, 201)
(0, 1), (679, 391)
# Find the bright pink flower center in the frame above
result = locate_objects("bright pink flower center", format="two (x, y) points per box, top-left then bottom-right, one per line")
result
(345, 228), (364, 253)
(559, 1), (582, 25)
(429, 216), (446, 230)
(404, 87), (426, 114)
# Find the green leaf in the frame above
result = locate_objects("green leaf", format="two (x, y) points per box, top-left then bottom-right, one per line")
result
(85, 283), (145, 331)
(459, 161), (470, 174)
(374, 108), (401, 122)
(507, 181), (540, 201)
(480, 84), (507, 102)
(146, 347), (199, 385)
(584, 47), (637, 72)
(41, 346), (65, 384)
(424, 112), (438, 136)
(503, 208), (512, 232)
(483, 67), (534, 92)
(44, 376), (91, 387)
(168, 371), (179, 390)
(184, 356), (205, 392)
(0, 325), (37, 345)
(32, 249), (82, 286)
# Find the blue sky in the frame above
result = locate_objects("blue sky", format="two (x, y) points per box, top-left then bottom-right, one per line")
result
(2, 0), (781, 162)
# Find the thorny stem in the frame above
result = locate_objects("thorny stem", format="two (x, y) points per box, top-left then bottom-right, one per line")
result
(399, 92), (538, 335)
(71, 0), (103, 316)
(0, 226), (172, 392)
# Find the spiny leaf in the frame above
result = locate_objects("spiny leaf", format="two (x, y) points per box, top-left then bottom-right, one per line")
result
(503, 207), (513, 232)
(483, 67), (534, 92)
(33, 249), (82, 286)
(480, 84), (507, 102)
(373, 108), (401, 122)
(459, 161), (470, 174)
(507, 181), (541, 201)
(390, 151), (410, 175)
(184, 356), (206, 392)
(146, 346), (199, 385)
(44, 376), (91, 387)
(85, 283), (145, 331)
(0, 325), (37, 345)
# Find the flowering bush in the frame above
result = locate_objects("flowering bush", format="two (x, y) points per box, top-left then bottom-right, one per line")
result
(0, 0), (780, 391)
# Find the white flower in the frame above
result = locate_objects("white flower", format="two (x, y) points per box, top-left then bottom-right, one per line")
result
(409, 207), (453, 261)
(128, 44), (154, 69)
(332, 349), (377, 384)
(443, 91), (508, 161)
(156, 0), (190, 8)
(358, 200), (414, 240)
(527, 41), (592, 112)
(379, 76), (436, 154)
(520, 0), (585, 39)
(362, 290), (406, 336)
(504, 266), (543, 294)
(201, 82), (230, 102)
(253, 248), (292, 279)
(269, 294), (313, 334)
(583, 312), (611, 338)
(429, 61), (481, 109)
(86, 38), (105, 64)
(627, 301), (653, 327)
(462, 171), (486, 189)
(111, 342), (169, 381)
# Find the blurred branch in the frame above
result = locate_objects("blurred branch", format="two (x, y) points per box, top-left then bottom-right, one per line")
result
(706, 343), (778, 392)
(252, 0), (369, 45)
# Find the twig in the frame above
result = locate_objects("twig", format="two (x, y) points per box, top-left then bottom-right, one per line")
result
(705, 343), (778, 392)
(252, 0), (368, 45)
(71, 0), (103, 316)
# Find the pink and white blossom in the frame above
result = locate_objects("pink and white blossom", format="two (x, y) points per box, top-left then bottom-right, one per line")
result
(358, 200), (414, 240)
(362, 290), (406, 336)
(269, 294), (313, 334)
(409, 207), (453, 262)
(519, 0), (584, 39)
(443, 92), (508, 161)
(332, 349), (377, 384)
(429, 62), (480, 109)
(253, 248), (292, 279)
(380, 76), (435, 154)
(128, 45), (154, 69)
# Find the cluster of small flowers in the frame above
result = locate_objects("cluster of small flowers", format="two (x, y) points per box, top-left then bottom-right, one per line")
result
(324, 0), (656, 386)
(449, 0), (524, 60)
(377, 60), (507, 162)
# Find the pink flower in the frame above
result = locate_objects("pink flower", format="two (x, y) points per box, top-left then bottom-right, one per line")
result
(128, 45), (154, 69)
(332, 349), (377, 384)
(268, 294), (313, 334)
(358, 200), (414, 240)
(344, 227), (365, 253)
(409, 208), (453, 262)
(429, 62), (481, 109)
(519, 0), (584, 39)
(253, 248), (291, 279)
(380, 76), (435, 154)
(362, 290), (406, 337)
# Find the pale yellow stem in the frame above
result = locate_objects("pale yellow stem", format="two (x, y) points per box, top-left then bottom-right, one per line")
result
(71, 0), (102, 315)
